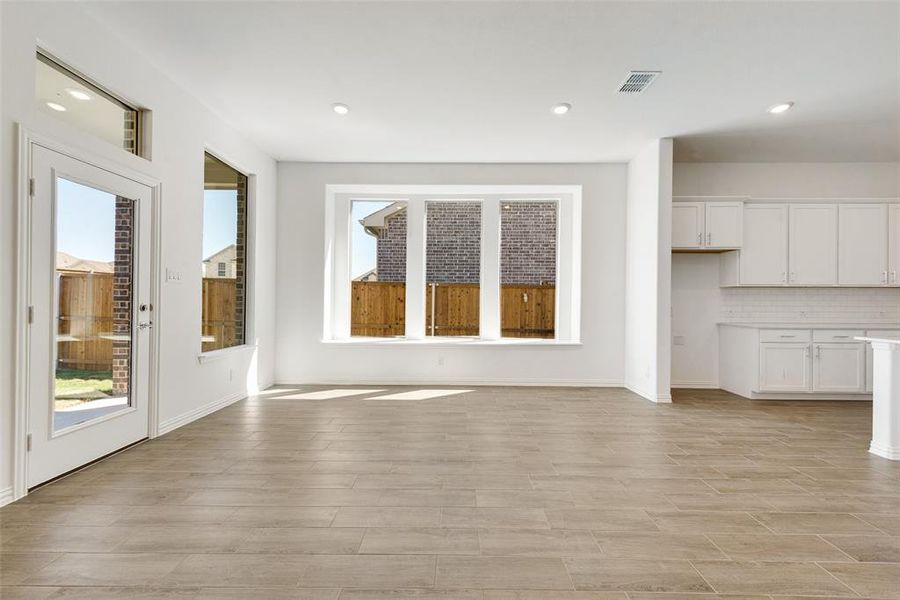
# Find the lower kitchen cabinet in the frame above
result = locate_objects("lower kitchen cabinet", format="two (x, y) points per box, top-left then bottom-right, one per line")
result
(759, 342), (810, 392)
(813, 342), (865, 393)
(720, 324), (884, 399)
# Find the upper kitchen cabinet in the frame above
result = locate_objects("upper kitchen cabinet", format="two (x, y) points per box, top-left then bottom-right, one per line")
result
(739, 204), (788, 285)
(672, 199), (743, 251)
(672, 202), (705, 249)
(705, 202), (743, 249)
(838, 204), (888, 286)
(789, 204), (837, 285)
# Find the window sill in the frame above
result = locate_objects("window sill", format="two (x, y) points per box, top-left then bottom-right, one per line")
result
(321, 337), (582, 348)
(198, 344), (258, 364)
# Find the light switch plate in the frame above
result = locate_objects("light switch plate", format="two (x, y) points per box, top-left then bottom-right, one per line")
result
(165, 268), (183, 283)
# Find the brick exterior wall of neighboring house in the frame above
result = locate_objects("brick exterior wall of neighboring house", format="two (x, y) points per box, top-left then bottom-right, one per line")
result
(500, 201), (557, 285)
(112, 197), (133, 395)
(233, 174), (247, 345)
(376, 208), (407, 282)
(373, 202), (556, 285)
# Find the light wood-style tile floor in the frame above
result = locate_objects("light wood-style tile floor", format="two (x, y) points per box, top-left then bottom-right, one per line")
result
(2, 386), (900, 599)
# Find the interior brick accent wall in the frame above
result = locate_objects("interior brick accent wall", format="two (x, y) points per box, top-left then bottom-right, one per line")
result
(374, 202), (556, 285)
(112, 197), (133, 394)
(233, 174), (248, 345)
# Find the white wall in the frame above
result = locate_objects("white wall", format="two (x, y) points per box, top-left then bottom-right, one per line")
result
(275, 162), (627, 386)
(671, 254), (721, 387)
(624, 139), (674, 402)
(1, 2), (277, 500)
(671, 161), (900, 388)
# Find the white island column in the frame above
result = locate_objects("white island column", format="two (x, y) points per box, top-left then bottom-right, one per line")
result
(857, 337), (900, 460)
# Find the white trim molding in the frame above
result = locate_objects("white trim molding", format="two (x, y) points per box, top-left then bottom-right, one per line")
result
(157, 390), (247, 436)
(323, 184), (582, 344)
(0, 487), (14, 508)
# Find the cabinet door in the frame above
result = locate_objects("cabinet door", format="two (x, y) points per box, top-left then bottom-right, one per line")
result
(890, 204), (900, 286)
(838, 204), (888, 285)
(740, 205), (788, 285)
(813, 343), (865, 392)
(759, 343), (811, 392)
(789, 204), (837, 285)
(672, 203), (704, 249)
(705, 202), (743, 249)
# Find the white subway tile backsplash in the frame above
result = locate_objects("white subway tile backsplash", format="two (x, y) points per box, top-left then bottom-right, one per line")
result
(720, 288), (900, 323)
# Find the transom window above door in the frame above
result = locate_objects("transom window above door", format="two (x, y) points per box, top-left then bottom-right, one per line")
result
(35, 51), (144, 156)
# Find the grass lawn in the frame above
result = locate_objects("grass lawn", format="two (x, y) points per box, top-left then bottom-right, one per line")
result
(55, 369), (114, 406)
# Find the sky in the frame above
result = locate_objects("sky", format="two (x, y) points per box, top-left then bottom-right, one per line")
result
(351, 200), (391, 278)
(57, 178), (116, 262)
(203, 190), (237, 260)
(56, 179), (239, 264)
(57, 180), (378, 275)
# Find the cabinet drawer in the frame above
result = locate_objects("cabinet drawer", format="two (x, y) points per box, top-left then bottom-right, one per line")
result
(759, 329), (811, 343)
(813, 330), (864, 343)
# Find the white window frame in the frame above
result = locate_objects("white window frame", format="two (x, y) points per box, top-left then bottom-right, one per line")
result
(324, 185), (582, 345)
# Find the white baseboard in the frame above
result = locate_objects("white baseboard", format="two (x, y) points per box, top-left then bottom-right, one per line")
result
(671, 382), (719, 389)
(275, 378), (624, 388)
(157, 390), (246, 436)
(869, 441), (900, 461)
(0, 487), (14, 508)
(624, 383), (672, 403)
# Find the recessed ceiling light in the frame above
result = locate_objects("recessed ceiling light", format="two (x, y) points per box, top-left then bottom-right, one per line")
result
(552, 103), (571, 115)
(66, 88), (91, 101)
(332, 103), (349, 115)
(46, 102), (67, 112)
(767, 102), (794, 114)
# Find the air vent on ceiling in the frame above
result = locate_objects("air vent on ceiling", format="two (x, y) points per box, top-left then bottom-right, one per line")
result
(618, 71), (660, 94)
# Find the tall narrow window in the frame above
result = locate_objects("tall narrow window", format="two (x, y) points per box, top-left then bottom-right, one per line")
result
(500, 201), (557, 338)
(202, 153), (248, 351)
(425, 201), (481, 336)
(350, 200), (407, 337)
(35, 52), (141, 155)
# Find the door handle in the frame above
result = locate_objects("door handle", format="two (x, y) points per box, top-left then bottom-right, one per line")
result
(883, 271), (888, 284)
(697, 232), (702, 245)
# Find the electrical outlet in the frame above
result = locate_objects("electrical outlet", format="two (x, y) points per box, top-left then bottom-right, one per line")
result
(673, 335), (685, 346)
(437, 355), (445, 366)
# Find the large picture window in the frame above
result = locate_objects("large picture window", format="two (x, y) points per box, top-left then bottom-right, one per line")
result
(325, 186), (580, 344)
(202, 153), (248, 352)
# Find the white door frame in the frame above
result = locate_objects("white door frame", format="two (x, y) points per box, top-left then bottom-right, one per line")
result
(13, 124), (162, 501)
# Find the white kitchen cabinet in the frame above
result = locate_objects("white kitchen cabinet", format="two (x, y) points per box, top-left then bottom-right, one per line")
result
(759, 342), (810, 392)
(789, 204), (837, 285)
(705, 202), (743, 249)
(813, 342), (865, 393)
(839, 204), (888, 285)
(740, 205), (788, 285)
(890, 204), (900, 286)
(672, 202), (704, 249)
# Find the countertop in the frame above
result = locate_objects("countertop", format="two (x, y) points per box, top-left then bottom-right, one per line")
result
(718, 322), (900, 330)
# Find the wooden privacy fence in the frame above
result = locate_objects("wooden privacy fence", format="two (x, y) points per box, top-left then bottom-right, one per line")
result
(57, 272), (238, 369)
(351, 281), (555, 338)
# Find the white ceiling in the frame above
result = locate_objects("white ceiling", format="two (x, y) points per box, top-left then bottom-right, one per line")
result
(83, 1), (900, 163)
